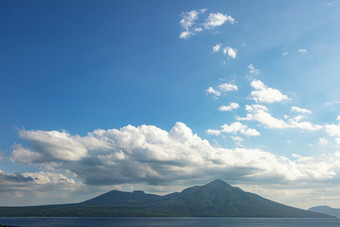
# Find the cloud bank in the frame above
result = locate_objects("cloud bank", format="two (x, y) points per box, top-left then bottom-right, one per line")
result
(8, 122), (340, 189)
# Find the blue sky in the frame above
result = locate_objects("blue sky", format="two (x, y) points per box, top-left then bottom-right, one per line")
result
(1, 0), (340, 208)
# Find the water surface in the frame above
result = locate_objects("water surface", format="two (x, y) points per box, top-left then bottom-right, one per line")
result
(0, 217), (339, 227)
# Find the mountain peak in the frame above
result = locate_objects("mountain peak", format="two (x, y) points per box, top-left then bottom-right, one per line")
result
(206, 179), (232, 187)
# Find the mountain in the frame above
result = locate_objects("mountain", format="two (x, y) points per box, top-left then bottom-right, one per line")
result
(0, 180), (333, 217)
(80, 190), (162, 205)
(309, 205), (340, 218)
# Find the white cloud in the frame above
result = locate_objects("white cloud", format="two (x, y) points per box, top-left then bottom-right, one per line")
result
(325, 124), (340, 137)
(180, 10), (199, 30)
(337, 115), (340, 121)
(179, 10), (234, 39)
(218, 83), (238, 92)
(179, 31), (191, 39)
(205, 86), (221, 97)
(206, 129), (221, 136)
(231, 136), (244, 142)
(207, 122), (260, 137)
(221, 122), (260, 136)
(248, 64), (260, 74)
(318, 138), (328, 146)
(7, 123), (340, 208)
(11, 144), (43, 164)
(17, 129), (88, 162)
(212, 43), (221, 52)
(250, 80), (289, 103)
(223, 47), (237, 59)
(203, 13), (234, 29)
(206, 83), (238, 99)
(238, 104), (321, 131)
(238, 105), (288, 129)
(336, 138), (340, 144)
(282, 51), (289, 56)
(219, 102), (240, 111)
(23, 171), (76, 185)
(298, 49), (308, 54)
(291, 106), (312, 114)
(11, 123), (340, 188)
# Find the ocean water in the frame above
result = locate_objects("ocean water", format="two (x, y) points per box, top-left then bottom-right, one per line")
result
(0, 217), (339, 227)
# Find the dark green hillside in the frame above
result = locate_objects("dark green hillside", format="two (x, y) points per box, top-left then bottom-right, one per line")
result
(0, 180), (333, 218)
(81, 190), (161, 205)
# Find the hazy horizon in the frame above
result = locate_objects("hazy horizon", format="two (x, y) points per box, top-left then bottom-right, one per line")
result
(1, 0), (340, 210)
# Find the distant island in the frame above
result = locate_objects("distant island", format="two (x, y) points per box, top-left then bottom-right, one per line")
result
(0, 180), (334, 218)
(309, 205), (340, 218)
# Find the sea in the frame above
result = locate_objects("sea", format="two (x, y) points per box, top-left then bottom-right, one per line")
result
(0, 217), (339, 227)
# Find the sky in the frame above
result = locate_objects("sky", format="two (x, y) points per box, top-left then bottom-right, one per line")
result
(1, 0), (340, 209)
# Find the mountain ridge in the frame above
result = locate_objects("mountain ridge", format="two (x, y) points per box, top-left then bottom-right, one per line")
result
(0, 179), (334, 218)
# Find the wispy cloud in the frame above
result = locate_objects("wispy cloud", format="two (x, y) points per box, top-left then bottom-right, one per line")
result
(298, 49), (308, 54)
(179, 10), (200, 39)
(205, 83), (238, 98)
(318, 138), (328, 146)
(203, 12), (234, 29)
(219, 102), (240, 111)
(179, 10), (234, 39)
(248, 64), (260, 74)
(218, 83), (238, 92)
(238, 104), (322, 131)
(205, 86), (221, 97)
(212, 44), (237, 60)
(291, 106), (312, 114)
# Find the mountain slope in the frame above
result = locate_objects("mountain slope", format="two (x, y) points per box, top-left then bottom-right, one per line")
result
(0, 180), (333, 217)
(309, 206), (340, 218)
(142, 180), (330, 217)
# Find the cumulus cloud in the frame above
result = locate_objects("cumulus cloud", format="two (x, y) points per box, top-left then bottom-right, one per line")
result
(238, 104), (322, 131)
(219, 102), (240, 111)
(17, 129), (88, 161)
(291, 106), (312, 114)
(282, 51), (289, 56)
(250, 80), (289, 103)
(6, 122), (340, 209)
(179, 10), (234, 39)
(11, 122), (329, 185)
(11, 123), (340, 189)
